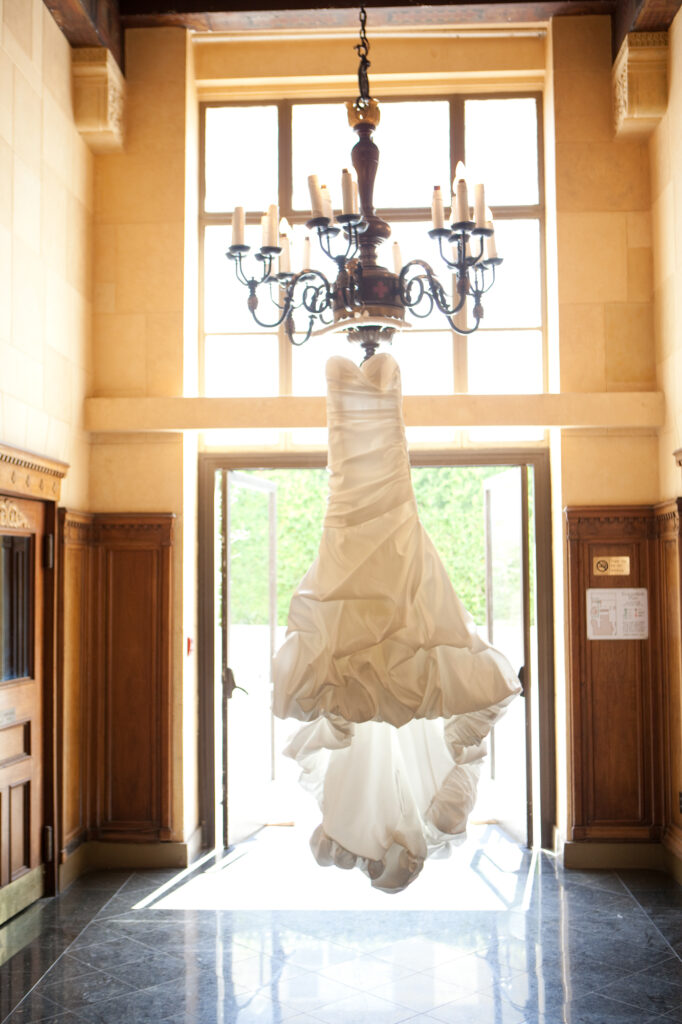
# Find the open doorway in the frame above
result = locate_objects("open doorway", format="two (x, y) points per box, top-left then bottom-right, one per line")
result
(198, 454), (554, 861)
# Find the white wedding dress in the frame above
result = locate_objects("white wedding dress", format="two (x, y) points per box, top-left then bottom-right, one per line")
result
(273, 353), (521, 892)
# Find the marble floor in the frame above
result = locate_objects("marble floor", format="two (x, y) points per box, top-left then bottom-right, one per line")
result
(1, 824), (681, 1024)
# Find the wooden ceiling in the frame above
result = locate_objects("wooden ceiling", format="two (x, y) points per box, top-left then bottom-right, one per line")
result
(45, 0), (681, 71)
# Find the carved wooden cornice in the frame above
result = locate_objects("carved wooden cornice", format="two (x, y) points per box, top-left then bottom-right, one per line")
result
(92, 515), (175, 547)
(565, 505), (656, 540)
(0, 443), (68, 502)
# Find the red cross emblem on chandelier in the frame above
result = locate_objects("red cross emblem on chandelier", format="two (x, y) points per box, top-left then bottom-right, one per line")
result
(371, 279), (389, 299)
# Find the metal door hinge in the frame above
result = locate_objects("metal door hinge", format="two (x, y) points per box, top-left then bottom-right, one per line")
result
(43, 533), (54, 570)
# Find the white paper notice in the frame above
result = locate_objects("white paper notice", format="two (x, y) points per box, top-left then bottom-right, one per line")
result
(586, 588), (648, 640)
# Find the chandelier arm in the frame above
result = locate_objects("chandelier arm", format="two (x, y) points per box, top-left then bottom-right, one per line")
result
(473, 259), (501, 296)
(447, 312), (483, 336)
(228, 250), (275, 289)
(285, 312), (316, 347)
(399, 259), (467, 319)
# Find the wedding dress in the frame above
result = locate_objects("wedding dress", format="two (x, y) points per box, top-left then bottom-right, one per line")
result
(273, 353), (521, 892)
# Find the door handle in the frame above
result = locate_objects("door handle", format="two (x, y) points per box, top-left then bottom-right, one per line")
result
(224, 666), (248, 698)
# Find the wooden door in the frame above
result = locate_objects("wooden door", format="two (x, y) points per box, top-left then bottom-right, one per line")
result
(0, 495), (46, 923)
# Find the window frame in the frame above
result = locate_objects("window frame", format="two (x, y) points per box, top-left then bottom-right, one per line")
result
(199, 90), (546, 445)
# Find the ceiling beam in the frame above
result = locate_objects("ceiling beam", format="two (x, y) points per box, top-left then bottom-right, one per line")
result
(119, 1), (618, 32)
(44, 0), (122, 66)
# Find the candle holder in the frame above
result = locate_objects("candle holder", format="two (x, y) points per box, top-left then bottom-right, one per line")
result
(225, 6), (502, 359)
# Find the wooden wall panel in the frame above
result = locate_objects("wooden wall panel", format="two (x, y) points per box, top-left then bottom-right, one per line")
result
(57, 512), (174, 857)
(566, 508), (663, 842)
(57, 511), (94, 861)
(655, 500), (682, 858)
(92, 515), (174, 842)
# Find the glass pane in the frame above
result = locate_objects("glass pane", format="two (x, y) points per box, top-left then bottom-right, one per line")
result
(467, 328), (544, 442)
(373, 101), (450, 209)
(292, 103), (355, 212)
(291, 330), (354, 396)
(205, 106), (278, 213)
(1, 535), (31, 682)
(391, 330), (454, 395)
(204, 334), (279, 398)
(465, 98), (539, 207)
(467, 329), (543, 394)
(477, 219), (542, 329)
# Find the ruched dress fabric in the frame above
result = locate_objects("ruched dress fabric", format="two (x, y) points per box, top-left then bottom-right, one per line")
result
(273, 353), (521, 892)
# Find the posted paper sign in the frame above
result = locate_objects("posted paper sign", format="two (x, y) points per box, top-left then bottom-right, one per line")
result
(587, 588), (648, 640)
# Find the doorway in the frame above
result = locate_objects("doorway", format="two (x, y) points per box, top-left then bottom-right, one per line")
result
(198, 453), (554, 855)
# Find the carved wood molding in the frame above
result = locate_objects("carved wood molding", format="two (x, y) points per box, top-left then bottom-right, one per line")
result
(92, 515), (174, 546)
(565, 506), (655, 540)
(0, 443), (68, 502)
(654, 498), (682, 539)
(0, 498), (30, 530)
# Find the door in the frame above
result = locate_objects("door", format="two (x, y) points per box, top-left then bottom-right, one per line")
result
(216, 471), (277, 848)
(481, 467), (533, 846)
(0, 495), (46, 924)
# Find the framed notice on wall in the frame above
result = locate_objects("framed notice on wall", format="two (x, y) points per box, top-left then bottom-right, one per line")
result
(586, 588), (648, 640)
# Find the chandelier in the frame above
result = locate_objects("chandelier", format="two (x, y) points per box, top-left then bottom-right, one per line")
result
(227, 7), (502, 362)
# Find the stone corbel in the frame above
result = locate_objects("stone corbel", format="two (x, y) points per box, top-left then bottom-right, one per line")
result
(72, 47), (125, 153)
(613, 31), (668, 139)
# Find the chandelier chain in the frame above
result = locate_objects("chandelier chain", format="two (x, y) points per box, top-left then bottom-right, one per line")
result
(355, 6), (371, 105)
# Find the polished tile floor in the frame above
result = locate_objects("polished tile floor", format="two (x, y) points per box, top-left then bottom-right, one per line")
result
(1, 824), (681, 1024)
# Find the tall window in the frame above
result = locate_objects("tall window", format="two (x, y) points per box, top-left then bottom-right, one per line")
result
(201, 94), (544, 447)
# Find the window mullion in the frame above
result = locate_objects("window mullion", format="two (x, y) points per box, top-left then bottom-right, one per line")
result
(279, 101), (293, 396)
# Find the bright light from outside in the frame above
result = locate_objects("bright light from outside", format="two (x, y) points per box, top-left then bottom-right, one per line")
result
(205, 106), (278, 212)
(480, 220), (542, 329)
(204, 225), (268, 334)
(292, 103), (354, 211)
(465, 99), (538, 207)
(204, 334), (279, 398)
(468, 330), (543, 394)
(391, 331), (454, 395)
(373, 101), (450, 209)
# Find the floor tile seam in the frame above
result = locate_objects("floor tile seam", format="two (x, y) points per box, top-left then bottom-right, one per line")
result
(40, 956), (145, 996)
(0, 987), (64, 1024)
(0, 943), (91, 1024)
(623, 892), (682, 960)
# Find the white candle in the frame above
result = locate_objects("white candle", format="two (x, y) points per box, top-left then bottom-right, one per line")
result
(473, 184), (486, 228)
(453, 162), (468, 223)
(260, 213), (268, 249)
(392, 241), (402, 275)
(431, 186), (444, 230)
(485, 207), (497, 258)
(341, 169), (354, 215)
(308, 174), (324, 218)
(352, 179), (359, 214)
(320, 184), (332, 221)
(231, 206), (245, 246)
(485, 225), (498, 259)
(278, 217), (291, 272)
(279, 234), (291, 272)
(302, 235), (311, 270)
(267, 204), (279, 247)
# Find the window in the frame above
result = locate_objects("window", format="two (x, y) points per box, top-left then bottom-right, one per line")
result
(200, 94), (544, 447)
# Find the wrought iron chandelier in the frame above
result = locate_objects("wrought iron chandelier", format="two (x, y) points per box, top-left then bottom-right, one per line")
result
(227, 7), (502, 361)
